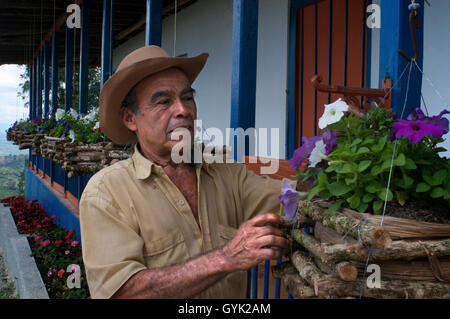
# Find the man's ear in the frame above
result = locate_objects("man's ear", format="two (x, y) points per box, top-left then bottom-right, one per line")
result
(120, 108), (137, 133)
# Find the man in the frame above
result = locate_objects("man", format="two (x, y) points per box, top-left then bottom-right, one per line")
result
(79, 46), (293, 299)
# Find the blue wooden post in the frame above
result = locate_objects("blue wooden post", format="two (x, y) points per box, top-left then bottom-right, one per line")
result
(52, 31), (59, 115)
(252, 265), (258, 299)
(79, 0), (90, 115)
(44, 41), (50, 118)
(146, 0), (162, 47)
(101, 0), (114, 87)
(230, 0), (258, 161)
(37, 51), (43, 119)
(29, 61), (34, 120)
(379, 0), (424, 118)
(65, 27), (74, 112)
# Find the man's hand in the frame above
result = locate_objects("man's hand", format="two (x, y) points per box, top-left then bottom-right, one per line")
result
(221, 213), (290, 272)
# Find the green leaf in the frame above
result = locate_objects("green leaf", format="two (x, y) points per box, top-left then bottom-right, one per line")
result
(327, 182), (353, 196)
(416, 183), (431, 193)
(401, 172), (414, 189)
(357, 203), (369, 213)
(326, 199), (346, 214)
(394, 153), (406, 167)
(370, 165), (383, 176)
(430, 187), (445, 198)
(362, 193), (375, 203)
(404, 158), (417, 170)
(373, 200), (384, 215)
(395, 191), (407, 206)
(358, 160), (372, 173)
(365, 182), (380, 193)
(338, 164), (354, 174)
(307, 185), (325, 201)
(347, 193), (361, 209)
(351, 138), (363, 147)
(377, 189), (393, 202)
(381, 159), (392, 171)
(345, 173), (358, 185)
(357, 147), (370, 155)
(372, 136), (388, 153)
(431, 170), (447, 186)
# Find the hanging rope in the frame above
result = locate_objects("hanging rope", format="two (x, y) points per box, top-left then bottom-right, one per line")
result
(173, 0), (178, 57)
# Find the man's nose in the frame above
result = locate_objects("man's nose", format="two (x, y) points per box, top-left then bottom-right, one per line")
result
(173, 98), (191, 118)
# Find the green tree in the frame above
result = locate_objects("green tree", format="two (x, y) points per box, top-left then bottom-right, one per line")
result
(18, 65), (101, 116)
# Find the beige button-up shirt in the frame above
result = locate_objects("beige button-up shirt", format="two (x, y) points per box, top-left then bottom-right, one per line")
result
(79, 144), (291, 299)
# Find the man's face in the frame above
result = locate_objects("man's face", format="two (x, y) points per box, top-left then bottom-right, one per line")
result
(121, 68), (197, 157)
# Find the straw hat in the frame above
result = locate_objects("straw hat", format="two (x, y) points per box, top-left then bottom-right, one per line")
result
(99, 45), (209, 144)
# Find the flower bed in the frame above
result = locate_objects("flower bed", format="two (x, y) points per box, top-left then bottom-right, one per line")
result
(0, 196), (90, 299)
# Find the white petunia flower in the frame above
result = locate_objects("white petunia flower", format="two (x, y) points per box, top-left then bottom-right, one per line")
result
(55, 109), (65, 121)
(309, 140), (327, 168)
(93, 121), (100, 130)
(69, 108), (79, 119)
(69, 130), (75, 142)
(318, 98), (349, 129)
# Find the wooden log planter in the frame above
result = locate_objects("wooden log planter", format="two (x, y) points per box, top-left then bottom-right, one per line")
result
(275, 199), (450, 299)
(10, 131), (134, 177)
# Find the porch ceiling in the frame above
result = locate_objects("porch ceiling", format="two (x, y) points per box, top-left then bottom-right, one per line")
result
(0, 0), (197, 66)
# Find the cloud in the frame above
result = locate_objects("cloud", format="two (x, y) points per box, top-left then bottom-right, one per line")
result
(0, 65), (28, 129)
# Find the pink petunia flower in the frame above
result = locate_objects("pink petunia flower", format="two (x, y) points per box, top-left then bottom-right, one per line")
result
(40, 239), (51, 247)
(65, 250), (70, 255)
(34, 235), (43, 242)
(70, 240), (79, 247)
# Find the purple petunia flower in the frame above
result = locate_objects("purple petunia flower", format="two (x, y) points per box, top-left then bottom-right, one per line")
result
(290, 136), (322, 169)
(392, 120), (444, 143)
(279, 181), (300, 221)
(60, 133), (66, 138)
(64, 124), (72, 131)
(322, 130), (338, 155)
(37, 126), (44, 133)
(408, 108), (450, 134)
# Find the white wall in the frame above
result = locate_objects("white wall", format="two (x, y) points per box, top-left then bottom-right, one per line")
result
(112, 0), (289, 159)
(422, 1), (450, 157)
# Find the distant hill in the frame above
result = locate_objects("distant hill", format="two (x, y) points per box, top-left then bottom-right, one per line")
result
(0, 133), (29, 157)
(0, 154), (26, 199)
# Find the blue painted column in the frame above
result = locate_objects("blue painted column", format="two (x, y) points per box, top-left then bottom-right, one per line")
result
(52, 31), (59, 115)
(65, 27), (74, 112)
(29, 61), (34, 120)
(79, 0), (91, 115)
(43, 41), (50, 118)
(230, 0), (259, 160)
(101, 0), (114, 87)
(51, 31), (58, 184)
(37, 51), (43, 119)
(379, 0), (424, 118)
(33, 57), (38, 120)
(145, 0), (162, 46)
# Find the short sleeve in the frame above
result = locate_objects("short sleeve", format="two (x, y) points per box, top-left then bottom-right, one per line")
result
(229, 163), (297, 222)
(79, 189), (147, 299)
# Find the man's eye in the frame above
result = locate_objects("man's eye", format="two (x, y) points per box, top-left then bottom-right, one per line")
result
(158, 99), (170, 105)
(182, 96), (194, 101)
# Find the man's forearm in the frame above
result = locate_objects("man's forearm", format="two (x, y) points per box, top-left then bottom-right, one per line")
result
(112, 248), (233, 299)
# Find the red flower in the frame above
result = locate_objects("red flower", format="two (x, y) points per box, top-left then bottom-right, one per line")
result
(55, 240), (63, 247)
(57, 269), (65, 278)
(40, 240), (51, 247)
(65, 230), (75, 239)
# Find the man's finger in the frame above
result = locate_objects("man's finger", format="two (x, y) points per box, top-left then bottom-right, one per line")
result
(256, 225), (286, 239)
(248, 213), (282, 227)
(254, 235), (290, 249)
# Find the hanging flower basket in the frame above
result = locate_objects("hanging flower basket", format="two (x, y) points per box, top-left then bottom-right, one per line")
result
(277, 99), (450, 299)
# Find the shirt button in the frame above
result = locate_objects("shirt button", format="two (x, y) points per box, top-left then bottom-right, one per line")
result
(179, 200), (185, 206)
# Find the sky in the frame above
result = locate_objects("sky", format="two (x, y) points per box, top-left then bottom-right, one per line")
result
(0, 64), (28, 135)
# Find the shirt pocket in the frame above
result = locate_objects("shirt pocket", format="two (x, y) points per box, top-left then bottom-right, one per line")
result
(143, 229), (187, 268)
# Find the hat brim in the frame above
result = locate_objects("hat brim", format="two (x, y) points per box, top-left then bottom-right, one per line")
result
(100, 53), (209, 145)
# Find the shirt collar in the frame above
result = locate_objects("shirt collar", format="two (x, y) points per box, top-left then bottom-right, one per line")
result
(132, 143), (209, 180)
